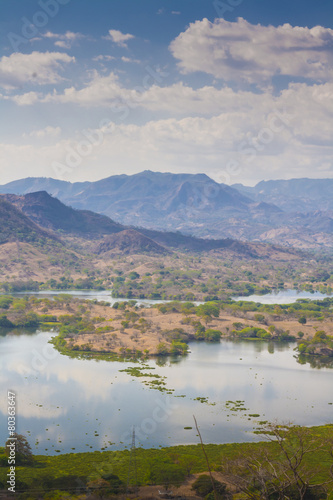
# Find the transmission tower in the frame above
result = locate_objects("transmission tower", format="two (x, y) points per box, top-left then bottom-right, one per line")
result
(126, 427), (138, 494)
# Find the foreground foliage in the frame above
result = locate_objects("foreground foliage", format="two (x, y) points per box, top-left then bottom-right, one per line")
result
(0, 425), (332, 499)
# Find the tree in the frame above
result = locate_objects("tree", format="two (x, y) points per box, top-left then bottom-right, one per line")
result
(170, 340), (188, 355)
(205, 329), (222, 342)
(222, 423), (333, 500)
(145, 460), (185, 490)
(5, 434), (33, 465)
(299, 316), (307, 325)
(196, 303), (220, 324)
(156, 342), (169, 355)
(178, 454), (198, 476)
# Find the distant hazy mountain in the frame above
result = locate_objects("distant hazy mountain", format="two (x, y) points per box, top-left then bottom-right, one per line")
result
(1, 172), (332, 248)
(0, 171), (254, 222)
(233, 178), (333, 212)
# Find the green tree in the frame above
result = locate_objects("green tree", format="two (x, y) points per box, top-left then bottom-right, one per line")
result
(157, 342), (169, 355)
(5, 434), (33, 465)
(205, 329), (222, 342)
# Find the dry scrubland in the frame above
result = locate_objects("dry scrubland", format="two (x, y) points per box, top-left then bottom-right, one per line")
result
(25, 297), (333, 357)
(1, 241), (332, 303)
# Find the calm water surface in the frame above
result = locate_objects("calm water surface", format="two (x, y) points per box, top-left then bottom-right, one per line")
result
(233, 290), (331, 304)
(10, 288), (331, 306)
(1, 327), (332, 455)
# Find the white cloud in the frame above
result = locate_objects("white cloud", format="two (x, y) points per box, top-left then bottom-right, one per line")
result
(106, 29), (135, 47)
(24, 126), (61, 139)
(170, 18), (333, 85)
(42, 71), (133, 106)
(54, 40), (70, 49)
(43, 31), (84, 49)
(93, 55), (116, 62)
(1, 83), (332, 186)
(121, 56), (140, 64)
(0, 51), (75, 89)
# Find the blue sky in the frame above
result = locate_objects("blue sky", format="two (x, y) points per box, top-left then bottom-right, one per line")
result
(0, 0), (332, 185)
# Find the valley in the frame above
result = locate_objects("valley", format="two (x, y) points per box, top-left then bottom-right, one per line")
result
(0, 173), (333, 499)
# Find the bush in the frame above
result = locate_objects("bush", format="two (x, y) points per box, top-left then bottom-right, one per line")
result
(0, 296), (13, 309)
(0, 315), (14, 328)
(42, 475), (87, 492)
(192, 474), (228, 498)
(170, 341), (188, 355)
(101, 473), (124, 494)
(157, 342), (169, 355)
(205, 329), (222, 342)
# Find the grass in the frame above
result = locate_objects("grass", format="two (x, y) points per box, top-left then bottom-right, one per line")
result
(1, 425), (332, 497)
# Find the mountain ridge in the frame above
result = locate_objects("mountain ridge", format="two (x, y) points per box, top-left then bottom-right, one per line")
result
(1, 172), (332, 248)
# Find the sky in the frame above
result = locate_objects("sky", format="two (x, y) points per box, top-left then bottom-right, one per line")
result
(0, 0), (332, 186)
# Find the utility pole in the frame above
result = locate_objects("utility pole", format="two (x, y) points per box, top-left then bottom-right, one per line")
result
(126, 427), (138, 495)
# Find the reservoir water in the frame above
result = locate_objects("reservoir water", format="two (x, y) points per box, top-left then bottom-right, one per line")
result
(232, 289), (331, 304)
(1, 325), (332, 456)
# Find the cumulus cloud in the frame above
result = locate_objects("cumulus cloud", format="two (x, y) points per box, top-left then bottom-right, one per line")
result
(106, 29), (135, 47)
(8, 72), (255, 112)
(41, 71), (133, 106)
(43, 31), (85, 49)
(1, 83), (332, 186)
(0, 51), (75, 89)
(170, 18), (333, 85)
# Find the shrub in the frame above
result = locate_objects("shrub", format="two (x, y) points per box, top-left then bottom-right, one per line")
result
(192, 474), (228, 498)
(170, 341), (188, 355)
(205, 329), (222, 342)
(157, 343), (169, 355)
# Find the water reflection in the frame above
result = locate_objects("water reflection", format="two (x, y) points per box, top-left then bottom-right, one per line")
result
(1, 328), (332, 456)
(296, 353), (333, 370)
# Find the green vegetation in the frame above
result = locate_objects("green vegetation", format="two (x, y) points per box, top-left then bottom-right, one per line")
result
(192, 474), (229, 498)
(297, 330), (333, 363)
(0, 425), (332, 499)
(107, 253), (333, 301)
(2, 248), (332, 301)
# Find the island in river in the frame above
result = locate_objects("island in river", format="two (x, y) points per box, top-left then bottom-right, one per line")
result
(1, 293), (333, 359)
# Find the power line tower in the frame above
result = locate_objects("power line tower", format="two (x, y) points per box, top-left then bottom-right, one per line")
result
(126, 427), (138, 495)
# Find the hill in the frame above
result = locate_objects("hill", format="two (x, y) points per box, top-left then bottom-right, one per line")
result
(2, 191), (301, 258)
(0, 198), (55, 245)
(1, 172), (332, 249)
(1, 192), (123, 237)
(0, 198), (86, 283)
(95, 229), (170, 256)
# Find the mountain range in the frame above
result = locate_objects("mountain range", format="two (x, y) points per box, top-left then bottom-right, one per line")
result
(0, 171), (332, 249)
(0, 191), (278, 257)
